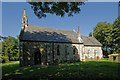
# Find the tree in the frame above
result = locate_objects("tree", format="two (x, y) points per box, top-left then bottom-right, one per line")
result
(90, 17), (120, 56)
(29, 2), (85, 18)
(112, 16), (120, 53)
(1, 36), (19, 63)
(91, 22), (113, 56)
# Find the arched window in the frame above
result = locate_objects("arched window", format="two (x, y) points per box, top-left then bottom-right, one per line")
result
(65, 45), (67, 54)
(73, 46), (77, 55)
(64, 45), (68, 60)
(57, 45), (60, 55)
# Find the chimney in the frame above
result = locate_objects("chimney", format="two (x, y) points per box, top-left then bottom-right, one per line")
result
(77, 25), (83, 43)
(78, 26), (80, 36)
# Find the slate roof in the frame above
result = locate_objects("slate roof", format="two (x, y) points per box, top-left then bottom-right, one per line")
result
(19, 26), (81, 43)
(19, 26), (102, 46)
(81, 36), (102, 46)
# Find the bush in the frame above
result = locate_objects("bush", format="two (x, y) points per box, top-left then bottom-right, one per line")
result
(2, 56), (9, 63)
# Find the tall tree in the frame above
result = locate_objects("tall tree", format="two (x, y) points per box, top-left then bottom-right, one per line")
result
(112, 16), (120, 53)
(29, 2), (85, 18)
(90, 17), (120, 56)
(92, 22), (113, 56)
(1, 36), (19, 63)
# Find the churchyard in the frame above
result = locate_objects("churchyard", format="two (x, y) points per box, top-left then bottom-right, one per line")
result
(2, 58), (120, 80)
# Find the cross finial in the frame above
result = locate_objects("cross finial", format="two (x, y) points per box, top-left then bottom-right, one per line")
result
(23, 8), (26, 16)
(92, 29), (94, 37)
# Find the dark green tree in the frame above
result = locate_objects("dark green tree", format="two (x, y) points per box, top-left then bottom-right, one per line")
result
(90, 17), (120, 56)
(1, 36), (19, 63)
(112, 16), (120, 53)
(91, 22), (113, 56)
(29, 2), (85, 18)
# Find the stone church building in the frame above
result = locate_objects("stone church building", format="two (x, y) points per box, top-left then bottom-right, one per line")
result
(19, 9), (103, 66)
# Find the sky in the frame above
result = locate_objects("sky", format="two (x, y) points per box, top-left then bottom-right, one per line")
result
(1, 0), (120, 2)
(1, 2), (119, 37)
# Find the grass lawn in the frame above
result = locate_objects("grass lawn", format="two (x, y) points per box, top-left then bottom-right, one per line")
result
(2, 59), (120, 80)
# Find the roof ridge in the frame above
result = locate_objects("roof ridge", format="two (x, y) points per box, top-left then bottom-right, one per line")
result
(27, 25), (76, 33)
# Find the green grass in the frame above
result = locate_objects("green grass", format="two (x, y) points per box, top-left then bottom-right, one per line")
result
(2, 59), (120, 80)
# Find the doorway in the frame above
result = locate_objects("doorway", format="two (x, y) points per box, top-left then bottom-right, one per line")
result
(34, 49), (41, 65)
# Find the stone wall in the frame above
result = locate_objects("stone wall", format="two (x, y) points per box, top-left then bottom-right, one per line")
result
(20, 41), (81, 66)
(20, 41), (103, 66)
(83, 46), (103, 61)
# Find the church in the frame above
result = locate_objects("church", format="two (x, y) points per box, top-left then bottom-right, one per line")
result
(19, 9), (103, 66)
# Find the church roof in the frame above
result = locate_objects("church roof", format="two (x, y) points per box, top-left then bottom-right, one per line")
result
(19, 26), (82, 43)
(81, 36), (102, 46)
(19, 26), (102, 46)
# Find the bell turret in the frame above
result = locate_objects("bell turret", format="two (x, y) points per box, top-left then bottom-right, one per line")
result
(22, 9), (28, 31)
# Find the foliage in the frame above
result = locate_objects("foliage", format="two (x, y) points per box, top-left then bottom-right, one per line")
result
(2, 60), (120, 80)
(29, 2), (85, 18)
(1, 36), (19, 63)
(90, 17), (120, 56)
(112, 16), (120, 53)
(93, 22), (113, 55)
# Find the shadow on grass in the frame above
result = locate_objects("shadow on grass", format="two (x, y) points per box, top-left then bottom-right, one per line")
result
(2, 61), (120, 80)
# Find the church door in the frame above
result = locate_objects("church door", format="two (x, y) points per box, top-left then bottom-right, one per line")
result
(34, 49), (41, 65)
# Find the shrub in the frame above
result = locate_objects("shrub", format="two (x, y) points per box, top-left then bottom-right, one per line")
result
(2, 56), (9, 63)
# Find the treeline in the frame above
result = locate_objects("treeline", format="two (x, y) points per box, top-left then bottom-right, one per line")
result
(0, 36), (19, 63)
(90, 16), (120, 57)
